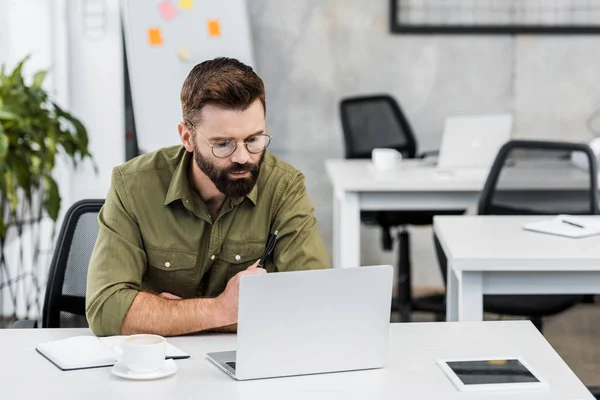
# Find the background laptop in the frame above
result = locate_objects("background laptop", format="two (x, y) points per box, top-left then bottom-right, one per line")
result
(207, 265), (394, 380)
(437, 114), (512, 171)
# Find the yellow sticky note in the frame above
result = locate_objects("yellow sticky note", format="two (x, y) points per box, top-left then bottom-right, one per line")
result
(179, 0), (193, 10)
(487, 360), (507, 365)
(148, 27), (163, 46)
(177, 46), (192, 62)
(208, 20), (221, 37)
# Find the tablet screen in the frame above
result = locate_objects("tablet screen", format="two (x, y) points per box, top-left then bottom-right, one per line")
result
(446, 359), (540, 385)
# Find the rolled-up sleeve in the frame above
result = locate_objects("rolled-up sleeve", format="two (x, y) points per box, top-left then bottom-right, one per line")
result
(272, 172), (331, 271)
(85, 167), (147, 336)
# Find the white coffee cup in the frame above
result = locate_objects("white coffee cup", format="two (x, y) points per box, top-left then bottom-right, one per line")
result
(372, 148), (402, 170)
(115, 334), (166, 373)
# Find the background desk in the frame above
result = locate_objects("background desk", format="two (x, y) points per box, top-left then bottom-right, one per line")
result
(434, 216), (600, 322)
(325, 159), (595, 269)
(1, 321), (593, 399)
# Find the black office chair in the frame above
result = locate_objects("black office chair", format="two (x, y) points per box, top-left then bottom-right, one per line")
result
(340, 94), (465, 320)
(14, 199), (104, 328)
(434, 140), (599, 332)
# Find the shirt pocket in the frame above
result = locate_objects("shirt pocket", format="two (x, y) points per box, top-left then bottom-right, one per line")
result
(219, 241), (266, 280)
(145, 249), (198, 298)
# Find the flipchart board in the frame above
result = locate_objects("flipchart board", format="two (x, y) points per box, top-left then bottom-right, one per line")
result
(120, 0), (255, 153)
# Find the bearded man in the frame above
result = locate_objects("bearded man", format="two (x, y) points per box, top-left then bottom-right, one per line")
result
(86, 57), (330, 336)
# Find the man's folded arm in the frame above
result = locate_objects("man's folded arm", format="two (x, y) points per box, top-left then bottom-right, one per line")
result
(85, 168), (231, 336)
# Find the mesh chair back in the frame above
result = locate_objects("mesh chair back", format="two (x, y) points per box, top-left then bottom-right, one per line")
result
(478, 140), (599, 216)
(340, 95), (417, 159)
(42, 199), (104, 328)
(437, 140), (599, 285)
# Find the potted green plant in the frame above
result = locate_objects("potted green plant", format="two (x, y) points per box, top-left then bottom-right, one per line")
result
(0, 56), (93, 319)
(0, 56), (92, 234)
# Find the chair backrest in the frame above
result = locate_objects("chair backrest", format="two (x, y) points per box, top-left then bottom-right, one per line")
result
(42, 199), (104, 328)
(435, 140), (599, 285)
(340, 95), (417, 159)
(478, 140), (599, 216)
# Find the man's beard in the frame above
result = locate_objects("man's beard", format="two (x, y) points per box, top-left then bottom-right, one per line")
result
(193, 145), (264, 197)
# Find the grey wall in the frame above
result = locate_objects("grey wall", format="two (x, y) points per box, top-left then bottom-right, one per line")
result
(247, 0), (600, 289)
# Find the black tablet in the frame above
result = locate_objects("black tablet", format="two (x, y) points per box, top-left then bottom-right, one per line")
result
(438, 358), (548, 392)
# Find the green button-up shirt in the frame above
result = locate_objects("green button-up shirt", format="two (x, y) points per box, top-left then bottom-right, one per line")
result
(85, 146), (330, 336)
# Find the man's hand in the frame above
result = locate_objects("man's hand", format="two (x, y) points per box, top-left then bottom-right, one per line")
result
(214, 260), (266, 325)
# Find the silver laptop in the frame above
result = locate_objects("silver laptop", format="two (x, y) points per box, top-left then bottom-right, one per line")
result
(207, 265), (393, 380)
(437, 114), (512, 171)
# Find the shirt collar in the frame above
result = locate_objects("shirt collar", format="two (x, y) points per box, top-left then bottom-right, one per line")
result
(164, 148), (258, 207)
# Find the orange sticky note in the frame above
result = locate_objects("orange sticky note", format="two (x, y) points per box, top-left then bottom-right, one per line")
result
(179, 0), (193, 10)
(208, 20), (221, 37)
(148, 28), (163, 46)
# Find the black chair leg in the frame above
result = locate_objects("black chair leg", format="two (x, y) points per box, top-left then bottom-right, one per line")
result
(397, 228), (412, 322)
(531, 316), (543, 333)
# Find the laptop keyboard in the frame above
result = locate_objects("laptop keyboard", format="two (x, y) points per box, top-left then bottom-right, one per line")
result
(226, 362), (236, 370)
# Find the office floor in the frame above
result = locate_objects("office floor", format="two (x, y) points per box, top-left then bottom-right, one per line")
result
(2, 303), (599, 386)
(394, 302), (600, 387)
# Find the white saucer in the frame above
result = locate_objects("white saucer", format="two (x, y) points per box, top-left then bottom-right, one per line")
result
(111, 359), (177, 380)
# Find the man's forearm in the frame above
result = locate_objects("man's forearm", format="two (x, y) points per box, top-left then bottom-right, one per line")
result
(121, 292), (232, 336)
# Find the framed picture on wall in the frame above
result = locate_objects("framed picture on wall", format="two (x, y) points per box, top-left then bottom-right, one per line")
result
(390, 0), (600, 34)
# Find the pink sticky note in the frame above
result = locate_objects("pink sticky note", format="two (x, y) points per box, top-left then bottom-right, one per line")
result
(159, 0), (177, 21)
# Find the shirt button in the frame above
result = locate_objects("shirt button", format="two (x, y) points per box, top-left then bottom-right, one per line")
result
(235, 255), (241, 261)
(164, 262), (171, 268)
(210, 255), (215, 260)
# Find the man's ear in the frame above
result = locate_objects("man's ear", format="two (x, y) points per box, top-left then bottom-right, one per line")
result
(178, 122), (195, 152)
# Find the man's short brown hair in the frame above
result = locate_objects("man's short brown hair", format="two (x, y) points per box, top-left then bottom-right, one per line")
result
(181, 57), (266, 124)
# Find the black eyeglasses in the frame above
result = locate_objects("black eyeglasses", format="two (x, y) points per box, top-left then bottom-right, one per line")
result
(185, 120), (272, 158)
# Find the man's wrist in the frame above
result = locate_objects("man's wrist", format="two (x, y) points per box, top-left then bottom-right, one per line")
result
(208, 296), (235, 328)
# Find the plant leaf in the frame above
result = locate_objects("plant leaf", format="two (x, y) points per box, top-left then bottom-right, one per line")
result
(0, 108), (18, 120)
(4, 171), (18, 211)
(43, 175), (61, 221)
(8, 56), (28, 86)
(32, 70), (48, 88)
(0, 129), (8, 161)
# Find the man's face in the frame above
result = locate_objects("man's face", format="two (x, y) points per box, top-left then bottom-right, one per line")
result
(190, 99), (266, 197)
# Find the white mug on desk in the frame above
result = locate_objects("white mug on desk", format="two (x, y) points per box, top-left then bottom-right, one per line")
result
(114, 334), (166, 373)
(372, 148), (402, 171)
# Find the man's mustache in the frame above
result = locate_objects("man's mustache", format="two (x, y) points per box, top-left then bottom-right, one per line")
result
(226, 163), (257, 173)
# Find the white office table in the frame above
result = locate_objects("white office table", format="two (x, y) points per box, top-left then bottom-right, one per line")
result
(326, 159), (595, 269)
(0, 321), (593, 399)
(434, 216), (600, 322)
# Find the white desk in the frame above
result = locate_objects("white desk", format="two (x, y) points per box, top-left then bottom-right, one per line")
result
(325, 159), (594, 269)
(434, 216), (600, 322)
(0, 321), (593, 399)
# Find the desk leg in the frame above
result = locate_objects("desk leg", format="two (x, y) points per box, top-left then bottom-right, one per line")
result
(332, 191), (360, 268)
(446, 260), (459, 321)
(458, 272), (483, 321)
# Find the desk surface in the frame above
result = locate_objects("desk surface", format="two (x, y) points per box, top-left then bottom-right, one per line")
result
(1, 321), (591, 400)
(325, 159), (592, 192)
(434, 216), (600, 271)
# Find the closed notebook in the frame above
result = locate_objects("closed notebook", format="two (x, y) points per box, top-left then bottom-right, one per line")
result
(523, 215), (600, 238)
(36, 335), (190, 371)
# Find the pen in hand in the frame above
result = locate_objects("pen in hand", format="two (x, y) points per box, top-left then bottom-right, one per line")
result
(258, 230), (278, 268)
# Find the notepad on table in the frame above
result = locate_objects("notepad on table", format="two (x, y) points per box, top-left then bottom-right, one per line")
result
(36, 335), (189, 371)
(523, 215), (600, 238)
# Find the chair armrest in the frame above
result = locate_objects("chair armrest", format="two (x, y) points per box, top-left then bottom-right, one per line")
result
(12, 319), (38, 329)
(419, 150), (439, 159)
